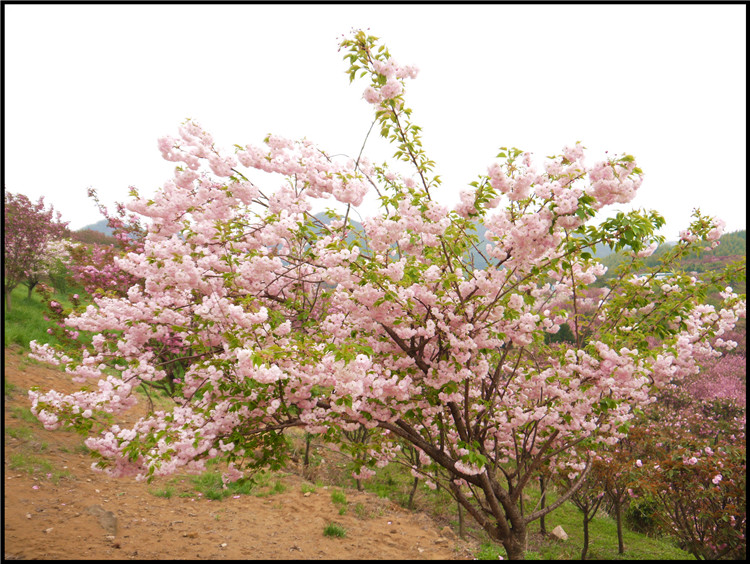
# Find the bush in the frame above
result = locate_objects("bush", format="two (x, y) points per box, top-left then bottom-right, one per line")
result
(624, 494), (661, 536)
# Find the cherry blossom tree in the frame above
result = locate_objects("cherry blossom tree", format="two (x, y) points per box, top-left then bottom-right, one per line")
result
(4, 190), (69, 310)
(25, 238), (79, 296)
(27, 31), (745, 559)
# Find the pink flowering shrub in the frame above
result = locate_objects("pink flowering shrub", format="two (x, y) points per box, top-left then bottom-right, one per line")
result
(688, 354), (746, 418)
(633, 436), (745, 560)
(621, 342), (746, 559)
(26, 31), (745, 560)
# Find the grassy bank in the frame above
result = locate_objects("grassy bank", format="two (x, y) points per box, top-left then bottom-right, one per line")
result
(3, 284), (75, 349)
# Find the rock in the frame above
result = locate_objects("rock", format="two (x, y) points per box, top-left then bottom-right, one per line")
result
(550, 525), (568, 541)
(440, 526), (457, 539)
(86, 504), (118, 536)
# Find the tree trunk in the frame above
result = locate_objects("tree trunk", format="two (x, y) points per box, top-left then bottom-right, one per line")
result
(539, 475), (547, 536)
(4, 289), (11, 312)
(503, 526), (527, 560)
(457, 502), (465, 539)
(582, 514), (590, 560)
(614, 498), (624, 554)
(407, 476), (419, 510)
(303, 433), (311, 467)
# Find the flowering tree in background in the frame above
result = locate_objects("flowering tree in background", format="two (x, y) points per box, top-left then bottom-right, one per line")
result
(68, 241), (143, 299)
(67, 187), (146, 298)
(27, 31), (746, 559)
(590, 434), (642, 555)
(4, 189), (69, 310)
(555, 465), (606, 560)
(24, 238), (79, 296)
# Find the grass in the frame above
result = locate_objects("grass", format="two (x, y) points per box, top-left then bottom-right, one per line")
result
(188, 470), (256, 500)
(9, 452), (72, 483)
(147, 467), (292, 502)
(519, 482), (690, 560)
(3, 283), (87, 350)
(301, 482), (318, 494)
(5, 426), (37, 441)
(330, 488), (349, 515)
(330, 489), (347, 504)
(323, 522), (347, 538)
(352, 501), (374, 520)
(150, 486), (175, 499)
(301, 433), (693, 560)
(5, 378), (18, 398)
(8, 405), (42, 425)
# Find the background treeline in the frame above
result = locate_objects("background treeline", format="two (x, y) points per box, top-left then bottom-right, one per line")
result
(598, 229), (745, 283)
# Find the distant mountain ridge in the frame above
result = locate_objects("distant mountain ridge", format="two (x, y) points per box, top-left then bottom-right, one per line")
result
(78, 219), (114, 236)
(77, 213), (627, 263)
(79, 214), (743, 263)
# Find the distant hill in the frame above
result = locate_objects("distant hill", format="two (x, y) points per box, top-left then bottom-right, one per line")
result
(709, 229), (746, 257)
(78, 219), (114, 236)
(597, 230), (745, 283)
(84, 213), (747, 268)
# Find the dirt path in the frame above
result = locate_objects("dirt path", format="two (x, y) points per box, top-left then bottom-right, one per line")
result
(3, 346), (478, 560)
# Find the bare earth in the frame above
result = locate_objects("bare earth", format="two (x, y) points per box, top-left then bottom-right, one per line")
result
(3, 346), (478, 560)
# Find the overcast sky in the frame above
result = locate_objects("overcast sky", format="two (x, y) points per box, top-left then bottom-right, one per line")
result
(4, 3), (747, 240)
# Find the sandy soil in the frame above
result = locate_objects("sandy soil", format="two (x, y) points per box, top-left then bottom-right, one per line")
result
(3, 346), (479, 560)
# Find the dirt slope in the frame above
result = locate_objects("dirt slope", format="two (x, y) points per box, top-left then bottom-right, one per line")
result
(3, 346), (478, 560)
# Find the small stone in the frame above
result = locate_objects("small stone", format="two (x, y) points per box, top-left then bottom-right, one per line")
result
(25, 514), (31, 520)
(550, 525), (568, 541)
(44, 528), (54, 534)
(86, 505), (117, 536)
(440, 526), (457, 539)
(220, 543), (227, 548)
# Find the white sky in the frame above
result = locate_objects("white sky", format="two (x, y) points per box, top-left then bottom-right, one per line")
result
(4, 4), (747, 240)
